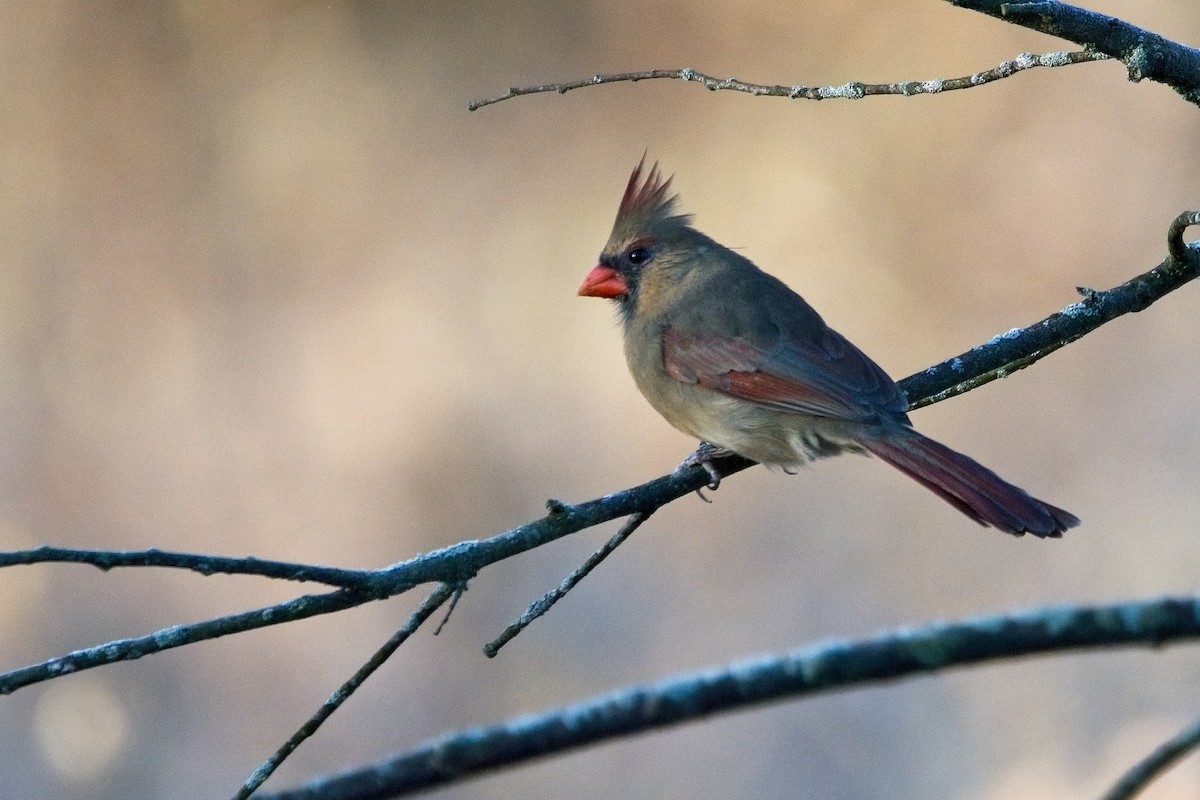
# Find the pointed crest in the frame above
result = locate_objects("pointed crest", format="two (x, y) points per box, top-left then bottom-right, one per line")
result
(610, 155), (692, 243)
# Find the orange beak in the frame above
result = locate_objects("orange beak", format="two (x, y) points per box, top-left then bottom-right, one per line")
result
(577, 265), (629, 298)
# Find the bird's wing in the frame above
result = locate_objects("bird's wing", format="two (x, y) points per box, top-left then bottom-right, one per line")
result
(662, 326), (908, 424)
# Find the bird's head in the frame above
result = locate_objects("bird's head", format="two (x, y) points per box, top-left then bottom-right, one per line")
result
(578, 158), (704, 320)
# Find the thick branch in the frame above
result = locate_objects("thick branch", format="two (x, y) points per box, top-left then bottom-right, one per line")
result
(951, 0), (1200, 103)
(260, 594), (1200, 800)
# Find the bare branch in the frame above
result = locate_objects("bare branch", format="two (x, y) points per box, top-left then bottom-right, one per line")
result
(0, 545), (372, 588)
(951, 0), (1200, 104)
(0, 588), (368, 695)
(259, 594), (1200, 800)
(904, 210), (1200, 409)
(468, 50), (1106, 111)
(0, 479), (729, 694)
(1100, 715), (1200, 800)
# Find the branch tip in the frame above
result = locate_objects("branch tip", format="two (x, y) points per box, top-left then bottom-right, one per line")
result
(1168, 210), (1200, 267)
(434, 583), (467, 635)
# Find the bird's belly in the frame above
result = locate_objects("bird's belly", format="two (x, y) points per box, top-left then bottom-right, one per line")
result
(638, 378), (861, 467)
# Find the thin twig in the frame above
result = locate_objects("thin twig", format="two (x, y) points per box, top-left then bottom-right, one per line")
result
(0, 545), (371, 588)
(468, 50), (1106, 110)
(433, 582), (468, 635)
(484, 511), (654, 657)
(0, 588), (371, 695)
(1100, 715), (1200, 800)
(259, 594), (1200, 800)
(234, 583), (455, 800)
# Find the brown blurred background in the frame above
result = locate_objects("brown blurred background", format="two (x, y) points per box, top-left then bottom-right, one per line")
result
(2, 1), (1199, 798)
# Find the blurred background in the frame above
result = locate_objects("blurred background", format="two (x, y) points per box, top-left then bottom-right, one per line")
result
(1, 1), (1199, 798)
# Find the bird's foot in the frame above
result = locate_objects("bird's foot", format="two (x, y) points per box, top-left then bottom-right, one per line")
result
(678, 442), (735, 500)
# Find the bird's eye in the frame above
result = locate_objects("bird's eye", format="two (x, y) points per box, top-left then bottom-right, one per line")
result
(626, 247), (652, 265)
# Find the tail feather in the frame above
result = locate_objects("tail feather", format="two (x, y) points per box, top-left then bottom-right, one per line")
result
(861, 430), (1079, 538)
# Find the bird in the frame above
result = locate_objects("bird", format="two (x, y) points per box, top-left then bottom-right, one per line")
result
(577, 158), (1079, 537)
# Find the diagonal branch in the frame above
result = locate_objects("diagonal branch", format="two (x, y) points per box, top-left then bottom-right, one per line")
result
(904, 210), (1200, 409)
(950, 0), (1200, 104)
(468, 50), (1106, 111)
(235, 583), (457, 800)
(1101, 714), (1200, 800)
(257, 594), (1200, 800)
(483, 511), (655, 656)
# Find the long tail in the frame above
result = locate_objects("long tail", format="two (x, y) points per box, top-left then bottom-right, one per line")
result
(861, 428), (1079, 538)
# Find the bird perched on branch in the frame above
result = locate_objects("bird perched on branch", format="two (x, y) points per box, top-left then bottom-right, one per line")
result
(578, 158), (1079, 537)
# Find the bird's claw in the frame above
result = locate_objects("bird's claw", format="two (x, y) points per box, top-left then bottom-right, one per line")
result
(678, 442), (733, 499)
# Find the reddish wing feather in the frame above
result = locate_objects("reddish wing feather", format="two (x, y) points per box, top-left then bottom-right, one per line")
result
(663, 327), (905, 423)
(724, 371), (859, 417)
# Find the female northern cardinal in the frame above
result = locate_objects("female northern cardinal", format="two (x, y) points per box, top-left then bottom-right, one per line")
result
(578, 159), (1079, 537)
